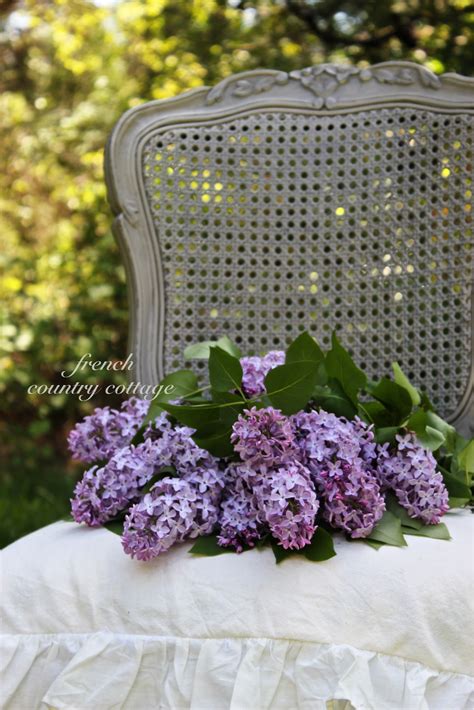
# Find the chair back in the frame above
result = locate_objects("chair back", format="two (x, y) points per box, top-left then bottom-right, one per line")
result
(105, 61), (474, 433)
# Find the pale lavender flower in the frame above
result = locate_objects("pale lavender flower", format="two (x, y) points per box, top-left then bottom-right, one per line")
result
(122, 477), (220, 561)
(240, 350), (285, 397)
(377, 432), (449, 525)
(68, 397), (151, 463)
(256, 461), (319, 550)
(315, 460), (385, 538)
(292, 410), (376, 472)
(71, 437), (162, 526)
(231, 406), (296, 475)
(71, 422), (223, 527)
(217, 465), (264, 552)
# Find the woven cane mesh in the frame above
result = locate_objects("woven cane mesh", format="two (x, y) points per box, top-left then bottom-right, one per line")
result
(143, 108), (473, 418)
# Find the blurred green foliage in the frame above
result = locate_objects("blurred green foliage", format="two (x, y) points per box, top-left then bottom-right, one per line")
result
(1, 0), (473, 548)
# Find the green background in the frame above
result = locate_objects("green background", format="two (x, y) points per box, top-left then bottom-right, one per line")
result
(1, 0), (473, 547)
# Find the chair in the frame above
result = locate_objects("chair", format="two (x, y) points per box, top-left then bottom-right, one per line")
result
(105, 60), (473, 434)
(1, 62), (474, 710)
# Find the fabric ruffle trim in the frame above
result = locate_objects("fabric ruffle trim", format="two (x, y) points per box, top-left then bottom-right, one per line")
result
(1, 632), (473, 710)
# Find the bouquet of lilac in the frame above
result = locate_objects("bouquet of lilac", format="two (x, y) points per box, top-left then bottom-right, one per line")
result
(69, 332), (473, 563)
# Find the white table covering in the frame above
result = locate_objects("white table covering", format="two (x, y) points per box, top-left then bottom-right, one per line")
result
(1, 511), (473, 710)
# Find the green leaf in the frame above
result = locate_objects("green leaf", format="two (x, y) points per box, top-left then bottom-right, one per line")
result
(188, 535), (232, 556)
(270, 540), (293, 564)
(161, 401), (222, 429)
(424, 412), (457, 453)
(216, 336), (242, 359)
(208, 346), (243, 393)
(359, 400), (395, 427)
(366, 377), (413, 421)
(184, 336), (241, 360)
(364, 539), (385, 550)
(271, 527), (336, 564)
(192, 428), (235, 457)
(141, 370), (199, 428)
(302, 526), (337, 562)
(313, 380), (357, 419)
(402, 523), (451, 541)
(458, 439), (474, 475)
(103, 520), (124, 536)
(392, 362), (421, 406)
(419, 392), (435, 411)
(406, 410), (445, 451)
(286, 331), (324, 365)
(325, 332), (367, 406)
(385, 492), (422, 530)
(375, 426), (400, 445)
(367, 510), (407, 547)
(265, 361), (319, 415)
(439, 466), (471, 506)
(184, 341), (215, 359)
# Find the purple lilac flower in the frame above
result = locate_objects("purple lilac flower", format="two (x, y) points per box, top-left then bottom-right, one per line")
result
(122, 476), (221, 561)
(255, 461), (319, 549)
(316, 460), (385, 538)
(71, 437), (162, 526)
(68, 397), (151, 463)
(291, 409), (384, 538)
(377, 432), (449, 525)
(292, 410), (377, 472)
(240, 350), (285, 397)
(231, 407), (296, 475)
(217, 465), (264, 552)
(71, 421), (223, 527)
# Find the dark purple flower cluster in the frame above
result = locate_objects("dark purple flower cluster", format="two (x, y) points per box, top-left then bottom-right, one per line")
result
(291, 410), (385, 538)
(377, 433), (449, 524)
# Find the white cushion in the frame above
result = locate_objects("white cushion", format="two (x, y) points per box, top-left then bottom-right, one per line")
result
(1, 512), (473, 709)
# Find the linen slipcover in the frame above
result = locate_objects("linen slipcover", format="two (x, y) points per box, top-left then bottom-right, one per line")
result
(1, 511), (473, 709)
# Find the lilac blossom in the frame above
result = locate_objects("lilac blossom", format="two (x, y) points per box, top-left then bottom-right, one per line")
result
(71, 420), (223, 528)
(255, 461), (319, 549)
(68, 397), (150, 463)
(71, 437), (162, 526)
(315, 460), (385, 538)
(122, 474), (222, 561)
(217, 465), (264, 552)
(377, 433), (449, 525)
(240, 350), (285, 397)
(292, 410), (377, 473)
(231, 407), (296, 475)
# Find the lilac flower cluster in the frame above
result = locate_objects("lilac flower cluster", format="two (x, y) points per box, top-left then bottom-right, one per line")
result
(69, 347), (450, 562)
(291, 410), (385, 538)
(122, 474), (222, 561)
(231, 406), (296, 474)
(217, 465), (263, 553)
(240, 350), (285, 397)
(377, 433), (449, 524)
(68, 397), (150, 463)
(71, 410), (225, 557)
(71, 438), (163, 526)
(222, 408), (320, 550)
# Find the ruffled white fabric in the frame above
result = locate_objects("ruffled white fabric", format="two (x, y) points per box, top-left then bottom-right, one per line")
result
(1, 632), (473, 710)
(1, 511), (473, 709)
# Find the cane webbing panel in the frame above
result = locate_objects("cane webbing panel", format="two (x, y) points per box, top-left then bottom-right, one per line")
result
(143, 108), (473, 418)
